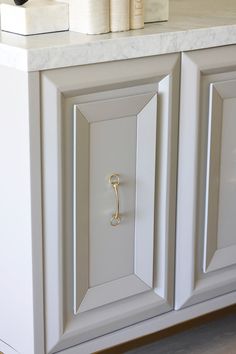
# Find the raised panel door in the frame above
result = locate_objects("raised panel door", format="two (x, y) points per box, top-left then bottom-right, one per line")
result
(41, 55), (179, 353)
(176, 46), (236, 310)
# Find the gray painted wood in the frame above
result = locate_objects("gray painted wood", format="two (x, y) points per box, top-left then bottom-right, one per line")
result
(203, 84), (223, 273)
(135, 94), (157, 288)
(58, 293), (236, 354)
(41, 54), (180, 353)
(0, 66), (44, 354)
(204, 80), (236, 273)
(73, 91), (158, 314)
(175, 46), (236, 310)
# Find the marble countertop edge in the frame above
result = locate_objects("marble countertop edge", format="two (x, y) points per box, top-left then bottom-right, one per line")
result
(26, 24), (236, 72)
(1, 2), (236, 72)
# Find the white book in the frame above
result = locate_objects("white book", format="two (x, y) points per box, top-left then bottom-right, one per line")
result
(130, 0), (144, 30)
(144, 0), (169, 23)
(110, 0), (130, 32)
(70, 0), (110, 34)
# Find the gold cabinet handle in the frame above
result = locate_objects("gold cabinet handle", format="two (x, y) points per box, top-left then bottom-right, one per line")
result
(109, 174), (121, 226)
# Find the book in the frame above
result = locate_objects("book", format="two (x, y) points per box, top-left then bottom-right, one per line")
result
(70, 0), (110, 34)
(110, 0), (130, 32)
(130, 0), (144, 30)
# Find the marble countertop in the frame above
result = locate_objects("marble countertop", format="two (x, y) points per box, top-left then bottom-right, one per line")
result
(1, 0), (236, 71)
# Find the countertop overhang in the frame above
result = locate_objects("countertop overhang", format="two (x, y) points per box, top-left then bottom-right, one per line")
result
(1, 0), (236, 71)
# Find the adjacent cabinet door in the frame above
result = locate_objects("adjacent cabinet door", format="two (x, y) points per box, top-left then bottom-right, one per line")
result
(41, 55), (179, 353)
(176, 46), (236, 310)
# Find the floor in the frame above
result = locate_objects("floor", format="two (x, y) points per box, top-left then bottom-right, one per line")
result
(125, 313), (236, 354)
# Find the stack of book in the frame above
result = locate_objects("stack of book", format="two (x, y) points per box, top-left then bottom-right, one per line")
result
(70, 0), (169, 35)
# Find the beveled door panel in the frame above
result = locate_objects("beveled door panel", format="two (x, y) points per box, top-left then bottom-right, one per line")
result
(73, 93), (157, 314)
(41, 54), (179, 353)
(204, 80), (236, 273)
(176, 46), (236, 310)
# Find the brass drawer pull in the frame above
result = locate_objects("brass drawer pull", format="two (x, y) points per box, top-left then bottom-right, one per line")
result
(109, 174), (121, 226)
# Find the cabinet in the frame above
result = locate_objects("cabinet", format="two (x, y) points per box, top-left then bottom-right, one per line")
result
(41, 54), (179, 353)
(176, 46), (236, 310)
(0, 43), (236, 354)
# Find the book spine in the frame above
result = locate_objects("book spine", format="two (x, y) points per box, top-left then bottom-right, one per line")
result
(130, 0), (144, 29)
(69, 0), (110, 34)
(110, 0), (130, 32)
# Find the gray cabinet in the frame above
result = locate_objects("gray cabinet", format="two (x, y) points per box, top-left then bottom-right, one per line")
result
(176, 46), (236, 310)
(41, 54), (179, 353)
(1, 41), (236, 354)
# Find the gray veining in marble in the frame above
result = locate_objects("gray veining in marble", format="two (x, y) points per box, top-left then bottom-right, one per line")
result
(1, 0), (236, 71)
(125, 313), (236, 354)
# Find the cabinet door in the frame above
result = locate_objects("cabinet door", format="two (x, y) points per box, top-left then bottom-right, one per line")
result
(176, 46), (236, 310)
(41, 55), (179, 353)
